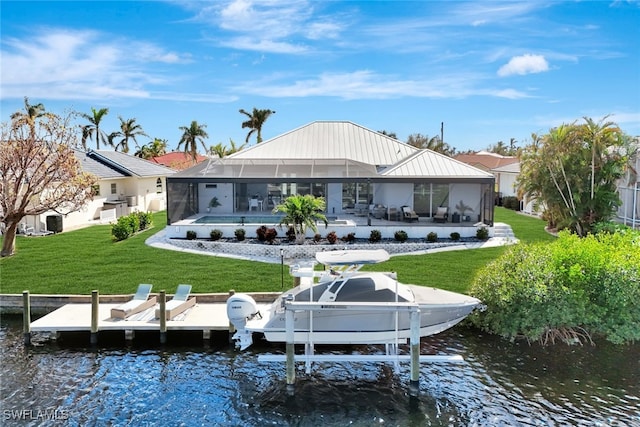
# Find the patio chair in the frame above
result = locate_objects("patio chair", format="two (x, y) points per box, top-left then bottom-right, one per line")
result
(402, 206), (419, 222)
(155, 284), (196, 320)
(111, 284), (157, 319)
(433, 206), (449, 223)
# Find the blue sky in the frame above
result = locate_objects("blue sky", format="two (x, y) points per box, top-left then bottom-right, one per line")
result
(2, 1), (639, 153)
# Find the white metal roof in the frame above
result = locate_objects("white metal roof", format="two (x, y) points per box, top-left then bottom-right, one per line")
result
(229, 121), (419, 166)
(382, 149), (494, 179)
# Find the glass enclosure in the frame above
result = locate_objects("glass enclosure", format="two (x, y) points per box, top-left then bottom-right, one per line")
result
(235, 182), (327, 212)
(342, 182), (372, 210)
(413, 183), (450, 217)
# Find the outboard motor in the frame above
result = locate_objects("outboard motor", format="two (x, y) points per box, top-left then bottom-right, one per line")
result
(226, 293), (260, 350)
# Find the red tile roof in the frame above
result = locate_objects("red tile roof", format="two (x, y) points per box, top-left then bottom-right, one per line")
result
(453, 151), (519, 171)
(151, 152), (208, 171)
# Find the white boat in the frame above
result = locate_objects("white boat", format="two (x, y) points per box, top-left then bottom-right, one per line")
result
(226, 249), (481, 350)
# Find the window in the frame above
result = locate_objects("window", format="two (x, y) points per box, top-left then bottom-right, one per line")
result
(110, 183), (117, 195)
(156, 178), (162, 194)
(91, 184), (100, 197)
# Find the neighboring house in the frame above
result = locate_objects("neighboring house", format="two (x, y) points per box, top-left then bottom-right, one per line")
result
(491, 161), (540, 215)
(167, 121), (495, 226)
(151, 152), (208, 171)
(22, 150), (175, 233)
(454, 151), (519, 200)
(617, 139), (639, 229)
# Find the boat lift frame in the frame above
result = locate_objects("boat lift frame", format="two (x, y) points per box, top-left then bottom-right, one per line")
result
(258, 299), (464, 396)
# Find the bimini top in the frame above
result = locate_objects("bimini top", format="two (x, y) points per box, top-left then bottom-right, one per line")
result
(316, 249), (390, 266)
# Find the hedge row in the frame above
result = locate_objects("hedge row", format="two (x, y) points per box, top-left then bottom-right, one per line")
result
(111, 211), (153, 241)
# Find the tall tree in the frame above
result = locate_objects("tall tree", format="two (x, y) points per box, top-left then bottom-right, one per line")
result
(208, 138), (246, 158)
(487, 139), (519, 156)
(177, 121), (208, 162)
(517, 117), (630, 236)
(80, 107), (110, 150)
(109, 116), (148, 153)
(135, 138), (168, 159)
(378, 130), (397, 139)
(406, 133), (456, 156)
(1, 112), (97, 256)
(10, 97), (49, 132)
(239, 108), (275, 143)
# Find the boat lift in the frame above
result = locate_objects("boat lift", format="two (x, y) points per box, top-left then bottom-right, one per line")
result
(258, 296), (465, 396)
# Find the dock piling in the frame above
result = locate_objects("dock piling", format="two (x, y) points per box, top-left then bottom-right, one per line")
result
(159, 290), (167, 344)
(285, 307), (296, 394)
(90, 290), (99, 345)
(22, 290), (31, 346)
(409, 309), (420, 396)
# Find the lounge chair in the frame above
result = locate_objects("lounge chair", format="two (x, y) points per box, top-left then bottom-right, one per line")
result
(433, 206), (449, 223)
(402, 206), (419, 222)
(111, 284), (157, 319)
(155, 284), (196, 320)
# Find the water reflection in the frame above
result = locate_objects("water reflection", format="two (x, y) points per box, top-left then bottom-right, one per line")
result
(1, 316), (639, 426)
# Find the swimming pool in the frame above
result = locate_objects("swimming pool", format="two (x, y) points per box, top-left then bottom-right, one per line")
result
(193, 215), (346, 225)
(193, 215), (284, 224)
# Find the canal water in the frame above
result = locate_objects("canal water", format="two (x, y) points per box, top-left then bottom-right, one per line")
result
(1, 315), (638, 426)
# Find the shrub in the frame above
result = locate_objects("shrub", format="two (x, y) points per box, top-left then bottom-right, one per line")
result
(342, 232), (356, 243)
(427, 231), (438, 242)
(502, 196), (520, 211)
(256, 226), (268, 242)
(476, 226), (489, 240)
(111, 213), (144, 241)
(394, 230), (408, 242)
(111, 216), (132, 241)
(136, 211), (153, 230)
(369, 229), (382, 243)
(210, 229), (223, 241)
(235, 228), (246, 241)
(264, 227), (278, 244)
(469, 230), (640, 345)
(326, 231), (338, 244)
(186, 230), (197, 240)
(450, 232), (460, 241)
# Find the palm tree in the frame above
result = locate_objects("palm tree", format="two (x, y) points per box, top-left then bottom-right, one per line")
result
(208, 138), (247, 158)
(407, 133), (456, 156)
(134, 138), (167, 160)
(273, 194), (328, 244)
(239, 108), (275, 143)
(11, 97), (47, 127)
(177, 121), (209, 162)
(10, 97), (51, 139)
(80, 107), (110, 150)
(109, 116), (148, 153)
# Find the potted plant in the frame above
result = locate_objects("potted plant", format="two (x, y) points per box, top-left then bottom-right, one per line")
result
(207, 197), (221, 213)
(455, 200), (473, 222)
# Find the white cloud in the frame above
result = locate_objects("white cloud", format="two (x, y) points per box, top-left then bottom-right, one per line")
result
(195, 0), (346, 54)
(232, 70), (532, 100)
(498, 54), (550, 77)
(0, 28), (192, 101)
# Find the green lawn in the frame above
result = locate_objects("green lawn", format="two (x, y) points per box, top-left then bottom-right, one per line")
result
(0, 208), (553, 295)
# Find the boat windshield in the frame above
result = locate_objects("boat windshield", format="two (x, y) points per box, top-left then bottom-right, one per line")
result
(335, 277), (408, 302)
(295, 282), (332, 302)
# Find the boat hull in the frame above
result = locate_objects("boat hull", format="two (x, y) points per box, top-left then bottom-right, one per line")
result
(248, 294), (479, 345)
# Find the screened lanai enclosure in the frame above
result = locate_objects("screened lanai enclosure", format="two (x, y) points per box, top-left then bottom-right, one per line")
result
(166, 157), (495, 226)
